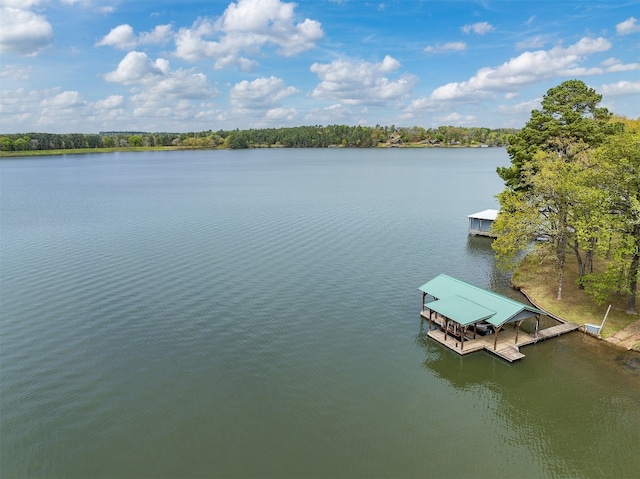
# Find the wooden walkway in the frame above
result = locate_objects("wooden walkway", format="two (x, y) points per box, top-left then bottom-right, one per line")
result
(421, 311), (579, 362)
(537, 322), (580, 339)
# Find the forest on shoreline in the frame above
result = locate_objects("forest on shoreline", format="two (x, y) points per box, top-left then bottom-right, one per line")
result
(0, 124), (516, 153)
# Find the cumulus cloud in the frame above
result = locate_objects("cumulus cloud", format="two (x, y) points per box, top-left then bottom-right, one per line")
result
(97, 24), (137, 50)
(310, 55), (416, 105)
(462, 22), (494, 35)
(41, 90), (87, 109)
(97, 24), (173, 50)
(601, 57), (640, 72)
(424, 42), (466, 54)
(94, 95), (124, 109)
(103, 50), (219, 119)
(616, 17), (640, 35)
(174, 0), (323, 69)
(104, 51), (170, 84)
(0, 7), (53, 55)
(265, 107), (297, 121)
(229, 76), (299, 110)
(0, 81), (217, 134)
(428, 37), (611, 102)
(32, 89), (94, 129)
(144, 70), (218, 100)
(541, 55), (640, 77)
(598, 80), (640, 96)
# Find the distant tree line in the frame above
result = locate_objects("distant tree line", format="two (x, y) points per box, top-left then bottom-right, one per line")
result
(0, 125), (517, 152)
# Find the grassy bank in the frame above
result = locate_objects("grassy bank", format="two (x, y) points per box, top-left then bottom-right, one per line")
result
(0, 146), (188, 157)
(511, 252), (639, 350)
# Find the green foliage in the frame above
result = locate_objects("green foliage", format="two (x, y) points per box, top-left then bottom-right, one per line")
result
(498, 79), (619, 189)
(225, 131), (249, 149)
(1, 125), (516, 153)
(493, 80), (637, 305)
(579, 265), (626, 307)
(583, 131), (640, 313)
(491, 189), (539, 270)
(0, 136), (13, 151)
(13, 137), (30, 151)
(128, 135), (144, 147)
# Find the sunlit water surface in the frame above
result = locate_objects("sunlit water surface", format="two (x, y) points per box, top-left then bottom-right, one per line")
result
(1, 149), (638, 478)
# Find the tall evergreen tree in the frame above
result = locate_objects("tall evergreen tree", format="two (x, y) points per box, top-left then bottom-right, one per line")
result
(497, 79), (619, 190)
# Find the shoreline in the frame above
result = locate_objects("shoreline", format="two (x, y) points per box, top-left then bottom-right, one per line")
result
(0, 143), (501, 158)
(512, 280), (640, 353)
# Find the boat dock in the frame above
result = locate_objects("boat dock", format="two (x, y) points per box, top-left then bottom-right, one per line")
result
(468, 209), (499, 237)
(421, 311), (579, 362)
(418, 274), (580, 363)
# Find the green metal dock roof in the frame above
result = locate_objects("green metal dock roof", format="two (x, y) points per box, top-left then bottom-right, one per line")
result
(418, 274), (544, 328)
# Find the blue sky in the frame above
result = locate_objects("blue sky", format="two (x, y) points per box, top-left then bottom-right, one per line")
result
(1, 0), (639, 133)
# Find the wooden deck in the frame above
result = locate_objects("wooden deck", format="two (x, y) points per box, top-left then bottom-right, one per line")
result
(421, 311), (579, 362)
(537, 322), (580, 339)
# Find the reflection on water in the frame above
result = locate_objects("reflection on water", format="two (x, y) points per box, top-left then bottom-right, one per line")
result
(419, 321), (640, 478)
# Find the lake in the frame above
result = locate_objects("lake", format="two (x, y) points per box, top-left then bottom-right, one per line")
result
(1, 148), (638, 478)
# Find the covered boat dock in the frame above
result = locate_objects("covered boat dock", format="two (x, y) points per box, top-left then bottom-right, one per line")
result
(468, 209), (498, 237)
(419, 274), (579, 362)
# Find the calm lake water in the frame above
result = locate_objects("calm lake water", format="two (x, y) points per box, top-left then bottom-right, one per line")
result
(1, 148), (639, 478)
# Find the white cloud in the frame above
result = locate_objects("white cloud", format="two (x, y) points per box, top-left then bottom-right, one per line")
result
(103, 51), (219, 121)
(605, 62), (640, 72)
(97, 24), (173, 50)
(561, 56), (640, 76)
(598, 80), (640, 96)
(174, 0), (323, 69)
(97, 24), (137, 49)
(404, 96), (437, 114)
(144, 70), (218, 100)
(0, 64), (31, 80)
(104, 51), (170, 84)
(0, 0), (43, 7)
(0, 88), (37, 129)
(436, 112), (477, 125)
(229, 76), (299, 110)
(616, 17), (640, 35)
(310, 56), (416, 105)
(41, 90), (86, 109)
(0, 7), (53, 55)
(94, 95), (124, 109)
(265, 107), (297, 121)
(424, 42), (466, 54)
(140, 25), (173, 45)
(462, 22), (494, 35)
(428, 37), (611, 102)
(304, 103), (353, 123)
(35, 90), (92, 129)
